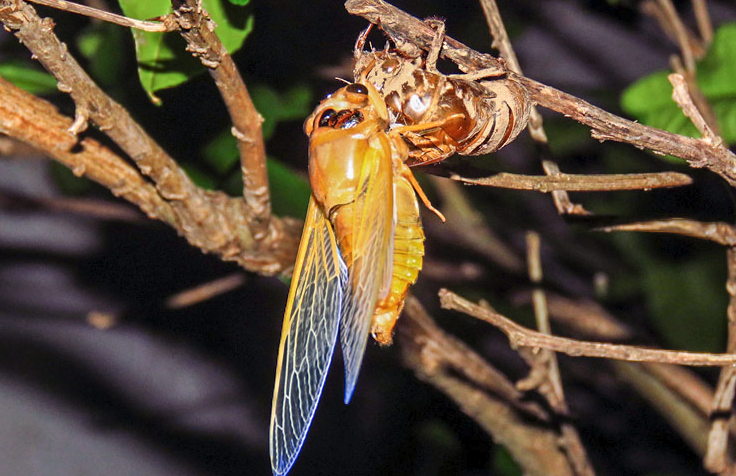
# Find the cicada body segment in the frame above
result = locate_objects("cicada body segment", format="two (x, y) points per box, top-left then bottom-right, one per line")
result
(354, 49), (531, 166)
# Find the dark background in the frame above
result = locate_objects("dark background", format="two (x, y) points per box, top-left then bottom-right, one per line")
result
(1, 0), (736, 475)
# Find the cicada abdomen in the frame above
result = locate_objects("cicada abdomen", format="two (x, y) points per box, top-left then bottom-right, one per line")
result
(354, 48), (531, 166)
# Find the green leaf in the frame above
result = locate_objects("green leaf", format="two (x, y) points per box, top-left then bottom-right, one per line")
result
(267, 158), (310, 217)
(621, 22), (736, 157)
(492, 446), (522, 476)
(223, 157), (310, 217)
(182, 163), (218, 190)
(227, 0), (250, 5)
(251, 84), (313, 139)
(203, 129), (240, 174)
(205, 0), (253, 52)
(0, 61), (57, 95)
(641, 252), (726, 353)
(118, 0), (253, 104)
(76, 23), (125, 86)
(49, 162), (93, 195)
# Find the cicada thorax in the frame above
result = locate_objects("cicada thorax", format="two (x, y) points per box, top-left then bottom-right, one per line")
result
(354, 50), (531, 166)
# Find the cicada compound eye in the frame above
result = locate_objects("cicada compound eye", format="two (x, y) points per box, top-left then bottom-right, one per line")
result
(318, 108), (337, 128)
(345, 83), (368, 95)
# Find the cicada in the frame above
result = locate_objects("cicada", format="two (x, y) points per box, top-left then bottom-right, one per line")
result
(353, 29), (531, 166)
(269, 78), (437, 475)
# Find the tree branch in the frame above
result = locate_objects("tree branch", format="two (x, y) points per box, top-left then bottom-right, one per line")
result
(440, 289), (736, 367)
(344, 0), (736, 187)
(449, 171), (692, 192)
(0, 0), (302, 274)
(171, 0), (272, 241)
(400, 296), (577, 476)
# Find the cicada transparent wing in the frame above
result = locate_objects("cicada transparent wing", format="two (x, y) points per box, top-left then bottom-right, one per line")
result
(269, 196), (348, 476)
(337, 140), (394, 403)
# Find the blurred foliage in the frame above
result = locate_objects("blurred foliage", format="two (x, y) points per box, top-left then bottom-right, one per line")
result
(0, 60), (57, 94)
(197, 83), (313, 216)
(607, 233), (726, 352)
(621, 23), (736, 154)
(250, 84), (312, 140)
(49, 162), (93, 195)
(76, 23), (126, 87)
(492, 446), (522, 476)
(118, 0), (253, 104)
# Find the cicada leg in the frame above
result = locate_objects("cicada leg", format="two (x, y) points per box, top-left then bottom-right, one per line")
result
(399, 161), (446, 223)
(424, 19), (446, 74)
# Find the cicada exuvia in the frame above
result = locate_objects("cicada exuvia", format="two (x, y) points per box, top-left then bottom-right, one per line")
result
(353, 26), (531, 166)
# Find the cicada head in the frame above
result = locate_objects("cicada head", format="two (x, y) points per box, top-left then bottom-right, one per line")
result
(304, 82), (388, 137)
(304, 81), (391, 215)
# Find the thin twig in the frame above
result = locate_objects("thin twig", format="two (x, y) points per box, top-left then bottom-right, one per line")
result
(516, 289), (724, 422)
(657, 0), (697, 72)
(345, 0), (504, 73)
(613, 361), (712, 456)
(449, 171), (692, 192)
(692, 0), (713, 44)
(645, 0), (719, 135)
(165, 273), (246, 309)
(669, 73), (721, 146)
(522, 78), (736, 184)
(641, 0), (706, 59)
(0, 77), (178, 225)
(705, 248), (736, 471)
(478, 0), (587, 216)
(0, 0), (225, 245)
(26, 0), (175, 31)
(525, 232), (596, 476)
(540, 161), (589, 215)
(598, 219), (736, 246)
(439, 289), (736, 367)
(172, 0), (272, 242)
(0, 74), (301, 275)
(514, 292), (635, 341)
(400, 296), (577, 476)
(0, 0), (301, 274)
(524, 289), (736, 446)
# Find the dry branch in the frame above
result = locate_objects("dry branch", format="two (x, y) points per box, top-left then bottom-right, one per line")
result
(345, 0), (736, 187)
(599, 219), (736, 246)
(524, 232), (595, 476)
(450, 171), (692, 192)
(0, 77), (178, 225)
(477, 0), (588, 216)
(705, 248), (736, 471)
(171, 0), (271, 241)
(400, 296), (577, 476)
(0, 0), (301, 274)
(27, 0), (175, 31)
(440, 289), (736, 367)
